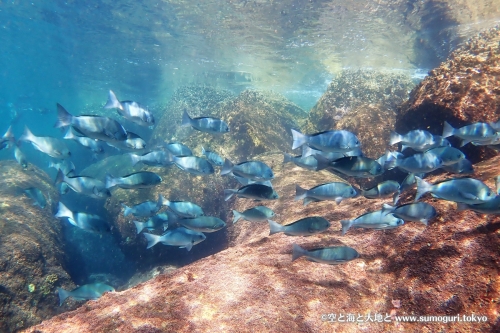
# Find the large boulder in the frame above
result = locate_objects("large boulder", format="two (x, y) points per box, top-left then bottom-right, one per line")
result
(0, 161), (75, 332)
(151, 87), (304, 159)
(303, 70), (415, 134)
(25, 155), (500, 333)
(396, 26), (500, 163)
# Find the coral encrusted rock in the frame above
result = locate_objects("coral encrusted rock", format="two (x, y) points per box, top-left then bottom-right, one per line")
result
(396, 26), (500, 163)
(0, 161), (75, 332)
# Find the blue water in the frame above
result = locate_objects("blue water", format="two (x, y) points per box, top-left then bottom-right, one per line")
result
(0, 1), (498, 326)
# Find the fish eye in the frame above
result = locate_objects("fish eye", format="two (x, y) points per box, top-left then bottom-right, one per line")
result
(487, 191), (491, 196)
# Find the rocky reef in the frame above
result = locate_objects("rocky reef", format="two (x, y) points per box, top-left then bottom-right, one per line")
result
(0, 161), (75, 332)
(304, 70), (415, 133)
(25, 154), (500, 333)
(396, 26), (500, 163)
(82, 88), (304, 269)
(302, 70), (416, 160)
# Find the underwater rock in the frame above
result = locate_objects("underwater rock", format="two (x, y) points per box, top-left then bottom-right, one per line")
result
(25, 156), (500, 332)
(0, 161), (75, 332)
(335, 103), (396, 159)
(397, 26), (500, 163)
(151, 87), (304, 160)
(304, 69), (415, 133)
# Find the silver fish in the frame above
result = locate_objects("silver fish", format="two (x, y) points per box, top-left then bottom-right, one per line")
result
(104, 90), (155, 127)
(55, 104), (127, 142)
(64, 128), (104, 154)
(292, 244), (359, 265)
(105, 171), (162, 189)
(295, 182), (357, 206)
(133, 213), (169, 234)
(232, 206), (275, 223)
(181, 109), (229, 134)
(224, 184), (279, 201)
(442, 121), (498, 146)
(55, 202), (110, 233)
(19, 126), (71, 159)
(57, 283), (114, 306)
(201, 147), (224, 166)
(55, 170), (110, 199)
(167, 213), (226, 233)
(171, 155), (214, 175)
(341, 210), (404, 235)
(13, 145), (28, 169)
(122, 194), (163, 217)
(164, 142), (192, 156)
(425, 146), (465, 166)
(107, 132), (147, 151)
(415, 176), (496, 204)
(291, 129), (360, 153)
(161, 198), (204, 218)
(269, 217), (330, 236)
(382, 202), (436, 225)
(143, 227), (206, 250)
(221, 159), (273, 181)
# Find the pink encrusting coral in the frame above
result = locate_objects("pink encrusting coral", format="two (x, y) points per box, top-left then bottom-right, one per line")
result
(26, 154), (500, 333)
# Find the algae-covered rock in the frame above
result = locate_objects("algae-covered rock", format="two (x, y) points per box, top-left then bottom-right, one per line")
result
(397, 26), (500, 163)
(0, 161), (75, 332)
(335, 103), (396, 159)
(151, 87), (304, 160)
(304, 70), (415, 133)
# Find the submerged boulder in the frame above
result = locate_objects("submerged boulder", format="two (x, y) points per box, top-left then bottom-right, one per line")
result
(0, 161), (75, 332)
(151, 87), (303, 160)
(396, 26), (500, 163)
(303, 69), (415, 133)
(26, 155), (500, 333)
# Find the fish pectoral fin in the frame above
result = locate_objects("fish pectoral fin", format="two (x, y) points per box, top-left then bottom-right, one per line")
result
(459, 191), (478, 200)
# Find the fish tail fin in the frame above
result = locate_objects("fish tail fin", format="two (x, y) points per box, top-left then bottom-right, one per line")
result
(105, 173), (116, 189)
(381, 203), (395, 216)
(294, 184), (307, 201)
(63, 128), (76, 140)
(122, 203), (132, 217)
(283, 153), (293, 164)
(54, 104), (73, 128)
(3, 125), (14, 140)
(301, 145), (314, 157)
(392, 191), (401, 205)
(389, 131), (403, 145)
(220, 158), (233, 176)
(268, 219), (284, 235)
(201, 146), (206, 156)
(133, 221), (145, 234)
(143, 233), (161, 249)
(292, 243), (307, 261)
(57, 287), (71, 306)
(104, 90), (122, 109)
(314, 154), (331, 171)
(181, 109), (192, 127)
(18, 126), (34, 143)
(340, 220), (353, 235)
(223, 189), (236, 201)
(129, 153), (141, 166)
(232, 210), (242, 224)
(456, 202), (468, 212)
(401, 144), (409, 152)
(414, 176), (432, 202)
(54, 169), (66, 185)
(55, 201), (74, 220)
(291, 129), (307, 150)
(442, 121), (455, 138)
